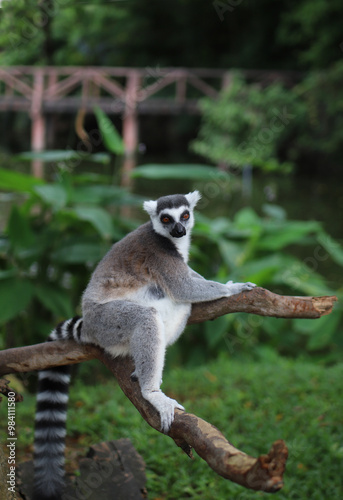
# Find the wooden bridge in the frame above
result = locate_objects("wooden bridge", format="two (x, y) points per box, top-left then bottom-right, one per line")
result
(0, 66), (298, 180)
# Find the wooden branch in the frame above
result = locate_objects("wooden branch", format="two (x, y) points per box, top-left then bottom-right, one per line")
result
(0, 343), (288, 492)
(189, 286), (337, 323)
(0, 288), (337, 492)
(0, 288), (336, 376)
(0, 378), (23, 402)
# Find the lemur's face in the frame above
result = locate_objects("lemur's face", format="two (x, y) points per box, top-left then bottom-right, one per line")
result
(143, 191), (201, 241)
(158, 205), (191, 239)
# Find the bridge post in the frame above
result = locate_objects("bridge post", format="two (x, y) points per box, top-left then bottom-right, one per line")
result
(122, 71), (141, 187)
(30, 68), (45, 178)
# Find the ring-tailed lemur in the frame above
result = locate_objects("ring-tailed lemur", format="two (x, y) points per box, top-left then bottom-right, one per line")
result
(33, 191), (255, 500)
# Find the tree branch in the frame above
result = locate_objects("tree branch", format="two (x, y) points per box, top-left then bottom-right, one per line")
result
(189, 286), (337, 323)
(0, 288), (337, 492)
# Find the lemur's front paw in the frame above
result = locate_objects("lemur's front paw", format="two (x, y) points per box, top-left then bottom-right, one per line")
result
(142, 390), (185, 433)
(225, 281), (257, 296)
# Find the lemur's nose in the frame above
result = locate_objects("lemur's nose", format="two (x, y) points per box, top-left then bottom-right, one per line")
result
(170, 222), (186, 238)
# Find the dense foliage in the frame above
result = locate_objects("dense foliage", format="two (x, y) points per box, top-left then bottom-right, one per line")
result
(1, 0), (342, 70)
(0, 167), (342, 362)
(180, 203), (343, 365)
(191, 61), (343, 174)
(0, 167), (142, 347)
(191, 73), (304, 172)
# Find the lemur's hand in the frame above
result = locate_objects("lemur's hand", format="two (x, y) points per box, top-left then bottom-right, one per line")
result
(225, 281), (256, 296)
(142, 390), (185, 433)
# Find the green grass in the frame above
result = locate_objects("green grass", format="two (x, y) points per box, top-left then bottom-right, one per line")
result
(1, 355), (343, 499)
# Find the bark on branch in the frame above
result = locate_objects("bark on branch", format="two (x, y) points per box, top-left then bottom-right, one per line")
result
(0, 288), (337, 492)
(189, 286), (337, 323)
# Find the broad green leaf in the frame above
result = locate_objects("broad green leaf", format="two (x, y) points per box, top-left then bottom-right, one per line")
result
(17, 150), (110, 164)
(69, 206), (114, 239)
(87, 153), (111, 164)
(34, 184), (68, 211)
(52, 242), (109, 264)
(0, 269), (18, 280)
(260, 221), (321, 251)
(0, 168), (45, 192)
(272, 258), (334, 295)
(317, 232), (343, 267)
(233, 207), (261, 228)
(35, 285), (73, 318)
(194, 215), (251, 240)
(307, 312), (341, 351)
(71, 185), (122, 205)
(236, 254), (288, 285)
(7, 205), (36, 251)
(0, 278), (34, 324)
(218, 239), (243, 270)
(210, 217), (234, 235)
(293, 317), (323, 335)
(94, 106), (125, 155)
(131, 164), (231, 181)
(205, 315), (231, 348)
(262, 204), (286, 220)
(72, 173), (111, 184)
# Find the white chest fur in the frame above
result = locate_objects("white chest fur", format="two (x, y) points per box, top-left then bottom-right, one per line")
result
(171, 236), (190, 263)
(155, 297), (191, 345)
(127, 285), (191, 346)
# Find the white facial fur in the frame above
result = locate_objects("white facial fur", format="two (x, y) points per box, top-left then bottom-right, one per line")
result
(143, 191), (201, 262)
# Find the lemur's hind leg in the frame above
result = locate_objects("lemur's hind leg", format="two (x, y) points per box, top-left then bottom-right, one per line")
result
(130, 308), (185, 433)
(82, 301), (184, 432)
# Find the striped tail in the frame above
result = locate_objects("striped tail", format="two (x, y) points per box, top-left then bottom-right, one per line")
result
(33, 316), (83, 500)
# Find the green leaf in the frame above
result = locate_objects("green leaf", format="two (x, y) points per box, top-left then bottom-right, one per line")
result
(307, 312), (341, 351)
(237, 254), (288, 285)
(131, 164), (231, 181)
(0, 168), (45, 193)
(0, 278), (34, 324)
(52, 242), (109, 264)
(7, 205), (36, 252)
(34, 184), (68, 211)
(205, 315), (232, 348)
(35, 285), (73, 318)
(68, 206), (114, 239)
(262, 204), (287, 221)
(233, 207), (261, 229)
(17, 149), (110, 164)
(260, 221), (321, 251)
(0, 269), (18, 280)
(71, 185), (123, 205)
(89, 153), (111, 164)
(94, 106), (125, 155)
(317, 232), (343, 267)
(0, 237), (9, 256)
(218, 239), (243, 270)
(272, 258), (334, 295)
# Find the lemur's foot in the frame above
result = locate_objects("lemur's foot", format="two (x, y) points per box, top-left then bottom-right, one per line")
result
(142, 390), (185, 433)
(225, 281), (256, 296)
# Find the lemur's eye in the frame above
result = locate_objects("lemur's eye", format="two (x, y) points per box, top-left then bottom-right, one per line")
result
(161, 216), (170, 224)
(182, 212), (190, 220)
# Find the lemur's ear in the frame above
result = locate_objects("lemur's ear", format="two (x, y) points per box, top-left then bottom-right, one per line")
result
(143, 199), (157, 216)
(185, 190), (201, 210)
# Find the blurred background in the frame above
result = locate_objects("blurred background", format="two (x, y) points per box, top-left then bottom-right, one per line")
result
(0, 1), (342, 499)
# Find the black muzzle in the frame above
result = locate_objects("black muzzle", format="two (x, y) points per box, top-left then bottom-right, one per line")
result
(170, 222), (186, 238)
